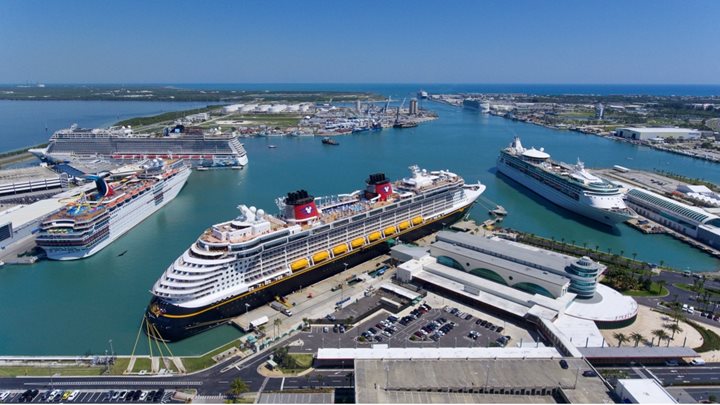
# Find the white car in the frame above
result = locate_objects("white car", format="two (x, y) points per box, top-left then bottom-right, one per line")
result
(139, 391), (148, 401)
(688, 306), (695, 314)
(67, 390), (80, 401)
(0, 392), (10, 401)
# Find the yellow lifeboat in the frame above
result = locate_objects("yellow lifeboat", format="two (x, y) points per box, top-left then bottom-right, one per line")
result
(312, 250), (330, 263)
(368, 231), (382, 242)
(290, 258), (309, 271)
(384, 226), (397, 236)
(351, 237), (366, 249)
(411, 216), (424, 226)
(332, 243), (349, 256)
(398, 221), (410, 230)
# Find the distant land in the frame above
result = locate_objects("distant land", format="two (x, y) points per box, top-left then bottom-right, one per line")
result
(0, 84), (378, 102)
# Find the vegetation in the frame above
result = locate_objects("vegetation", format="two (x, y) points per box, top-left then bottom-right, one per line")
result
(227, 378), (249, 399)
(272, 347), (313, 373)
(629, 332), (645, 347)
(181, 339), (242, 373)
(0, 365), (104, 377)
(651, 329), (671, 346)
(686, 319), (720, 352)
(114, 105), (220, 127)
(613, 332), (629, 347)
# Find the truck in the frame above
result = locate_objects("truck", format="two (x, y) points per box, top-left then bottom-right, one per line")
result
(270, 301), (285, 312)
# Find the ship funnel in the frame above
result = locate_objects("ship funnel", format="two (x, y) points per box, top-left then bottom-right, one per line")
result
(284, 189), (318, 221)
(365, 172), (393, 201)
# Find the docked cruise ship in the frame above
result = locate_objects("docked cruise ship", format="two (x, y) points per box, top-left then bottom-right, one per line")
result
(145, 166), (485, 342)
(36, 159), (190, 260)
(463, 99), (490, 113)
(497, 137), (636, 225)
(29, 124), (248, 168)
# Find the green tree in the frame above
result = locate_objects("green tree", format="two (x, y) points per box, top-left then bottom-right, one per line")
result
(613, 332), (629, 347)
(652, 329), (670, 346)
(630, 332), (644, 347)
(665, 323), (683, 340)
(656, 279), (667, 295)
(228, 378), (249, 399)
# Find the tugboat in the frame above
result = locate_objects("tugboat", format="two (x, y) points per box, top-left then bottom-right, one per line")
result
(393, 121), (418, 129)
(321, 137), (339, 146)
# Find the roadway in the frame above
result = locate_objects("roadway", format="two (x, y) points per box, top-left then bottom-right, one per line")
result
(633, 270), (720, 328)
(598, 363), (720, 386)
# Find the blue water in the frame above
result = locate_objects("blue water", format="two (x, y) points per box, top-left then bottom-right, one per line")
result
(0, 100), (215, 152)
(0, 85), (719, 356)
(168, 83), (720, 97)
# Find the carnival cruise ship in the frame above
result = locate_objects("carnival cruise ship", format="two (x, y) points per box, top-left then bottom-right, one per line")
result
(145, 166), (485, 342)
(497, 137), (636, 225)
(36, 159), (190, 260)
(29, 124), (248, 168)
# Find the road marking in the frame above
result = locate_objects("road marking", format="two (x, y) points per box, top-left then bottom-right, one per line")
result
(280, 377), (285, 391)
(23, 381), (202, 387)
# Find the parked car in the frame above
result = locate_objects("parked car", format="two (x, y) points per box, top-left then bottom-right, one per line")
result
(582, 370), (598, 377)
(559, 359), (569, 369)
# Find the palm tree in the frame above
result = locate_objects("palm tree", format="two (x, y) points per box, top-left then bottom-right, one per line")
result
(273, 318), (283, 339)
(595, 244), (600, 253)
(671, 306), (685, 325)
(632, 252), (637, 261)
(656, 279), (667, 295)
(629, 332), (644, 347)
(665, 323), (683, 340)
(613, 332), (629, 347)
(652, 329), (670, 346)
(228, 378), (249, 399)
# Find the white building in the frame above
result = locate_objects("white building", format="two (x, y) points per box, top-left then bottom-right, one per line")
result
(614, 379), (677, 404)
(616, 127), (700, 141)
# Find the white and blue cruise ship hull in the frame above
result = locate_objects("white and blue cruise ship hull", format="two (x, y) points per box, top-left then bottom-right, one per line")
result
(42, 168), (191, 260)
(497, 159), (632, 226)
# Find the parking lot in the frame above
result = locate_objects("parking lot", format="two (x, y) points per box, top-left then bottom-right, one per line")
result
(0, 389), (176, 404)
(302, 301), (511, 350)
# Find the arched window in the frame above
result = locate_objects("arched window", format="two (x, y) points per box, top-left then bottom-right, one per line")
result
(469, 268), (508, 285)
(513, 282), (555, 298)
(436, 255), (465, 271)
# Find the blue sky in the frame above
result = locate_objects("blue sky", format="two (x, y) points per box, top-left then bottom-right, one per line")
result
(0, 0), (718, 84)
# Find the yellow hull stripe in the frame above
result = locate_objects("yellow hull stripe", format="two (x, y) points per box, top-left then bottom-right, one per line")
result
(161, 206), (468, 319)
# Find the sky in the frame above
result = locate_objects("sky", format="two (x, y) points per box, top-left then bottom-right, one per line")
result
(0, 0), (719, 84)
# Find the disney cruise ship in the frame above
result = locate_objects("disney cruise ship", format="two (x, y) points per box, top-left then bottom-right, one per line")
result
(497, 137), (636, 225)
(145, 166), (485, 341)
(36, 159), (190, 260)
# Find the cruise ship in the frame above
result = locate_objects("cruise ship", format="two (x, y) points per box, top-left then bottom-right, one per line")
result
(463, 99), (490, 113)
(145, 166), (485, 342)
(29, 124), (248, 168)
(497, 137), (636, 226)
(36, 159), (190, 260)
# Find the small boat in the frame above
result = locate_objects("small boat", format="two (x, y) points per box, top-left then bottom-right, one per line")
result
(197, 167), (210, 171)
(231, 166), (243, 170)
(268, 145), (277, 149)
(322, 137), (339, 146)
(393, 122), (418, 129)
(118, 250), (128, 257)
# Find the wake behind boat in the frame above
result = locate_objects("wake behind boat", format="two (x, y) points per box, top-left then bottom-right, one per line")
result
(496, 137), (636, 226)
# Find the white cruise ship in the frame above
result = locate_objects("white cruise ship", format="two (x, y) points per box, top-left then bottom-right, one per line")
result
(36, 159), (190, 260)
(30, 124), (248, 168)
(497, 137), (636, 226)
(145, 166), (485, 341)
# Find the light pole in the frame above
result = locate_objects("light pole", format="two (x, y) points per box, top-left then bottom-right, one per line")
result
(245, 303), (250, 315)
(108, 339), (114, 362)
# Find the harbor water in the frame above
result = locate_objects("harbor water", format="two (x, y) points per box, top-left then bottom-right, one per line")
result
(0, 87), (719, 356)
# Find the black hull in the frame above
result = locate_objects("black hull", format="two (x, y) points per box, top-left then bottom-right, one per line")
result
(145, 207), (469, 342)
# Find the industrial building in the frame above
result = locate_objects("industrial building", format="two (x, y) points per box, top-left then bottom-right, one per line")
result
(616, 127), (701, 141)
(625, 188), (720, 247)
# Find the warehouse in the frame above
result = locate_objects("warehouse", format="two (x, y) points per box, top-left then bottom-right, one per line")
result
(616, 127), (700, 141)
